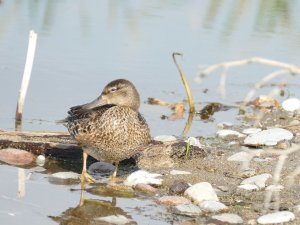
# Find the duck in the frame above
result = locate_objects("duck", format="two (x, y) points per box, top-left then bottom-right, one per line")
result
(62, 79), (151, 183)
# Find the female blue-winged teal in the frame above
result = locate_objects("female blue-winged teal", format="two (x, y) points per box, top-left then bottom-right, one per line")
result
(62, 79), (151, 182)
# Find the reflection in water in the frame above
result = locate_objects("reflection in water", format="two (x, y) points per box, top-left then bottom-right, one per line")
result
(0, 0), (296, 39)
(50, 197), (136, 225)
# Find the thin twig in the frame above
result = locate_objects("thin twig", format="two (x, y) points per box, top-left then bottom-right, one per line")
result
(243, 70), (288, 103)
(15, 30), (38, 127)
(199, 57), (300, 78)
(172, 53), (195, 113)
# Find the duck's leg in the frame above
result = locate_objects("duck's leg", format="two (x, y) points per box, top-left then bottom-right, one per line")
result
(110, 163), (119, 179)
(81, 152), (95, 183)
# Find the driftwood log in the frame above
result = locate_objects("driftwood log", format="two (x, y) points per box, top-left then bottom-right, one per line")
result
(0, 130), (207, 168)
(0, 130), (82, 161)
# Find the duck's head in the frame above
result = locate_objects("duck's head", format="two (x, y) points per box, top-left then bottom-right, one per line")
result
(77, 79), (141, 112)
(99, 79), (140, 111)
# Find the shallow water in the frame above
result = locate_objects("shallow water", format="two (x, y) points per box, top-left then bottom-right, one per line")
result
(1, 0), (300, 224)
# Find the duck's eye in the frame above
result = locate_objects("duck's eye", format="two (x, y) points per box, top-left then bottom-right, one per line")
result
(109, 87), (118, 92)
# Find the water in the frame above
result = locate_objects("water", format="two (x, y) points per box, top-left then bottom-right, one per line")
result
(0, 0), (300, 224)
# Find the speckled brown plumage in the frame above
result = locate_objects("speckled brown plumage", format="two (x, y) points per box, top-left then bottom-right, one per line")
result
(62, 79), (151, 181)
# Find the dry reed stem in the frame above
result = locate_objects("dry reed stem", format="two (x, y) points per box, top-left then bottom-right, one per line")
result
(263, 145), (300, 211)
(15, 30), (38, 125)
(172, 53), (195, 113)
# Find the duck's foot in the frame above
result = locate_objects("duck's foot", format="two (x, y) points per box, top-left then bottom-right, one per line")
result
(81, 170), (95, 184)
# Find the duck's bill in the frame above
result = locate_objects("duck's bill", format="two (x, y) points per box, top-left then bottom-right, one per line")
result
(70, 96), (107, 113)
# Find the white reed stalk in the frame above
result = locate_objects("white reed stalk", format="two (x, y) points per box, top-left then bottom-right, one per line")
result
(15, 30), (38, 123)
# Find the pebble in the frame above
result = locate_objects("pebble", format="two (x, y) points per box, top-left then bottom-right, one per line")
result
(88, 161), (115, 177)
(51, 171), (80, 180)
(217, 122), (233, 129)
(158, 196), (191, 206)
(124, 170), (163, 186)
(216, 129), (246, 139)
(133, 183), (157, 193)
(282, 98), (300, 112)
(238, 184), (259, 191)
(184, 182), (219, 204)
(242, 128), (262, 135)
(198, 200), (228, 213)
(170, 170), (191, 175)
(0, 148), (35, 166)
(211, 213), (243, 224)
(173, 203), (202, 216)
(36, 155), (45, 166)
(253, 157), (274, 162)
(185, 137), (203, 148)
(154, 135), (177, 142)
(169, 180), (190, 195)
(240, 168), (256, 178)
(227, 152), (253, 162)
(257, 211), (295, 224)
(95, 215), (132, 225)
(240, 173), (272, 189)
(244, 128), (293, 146)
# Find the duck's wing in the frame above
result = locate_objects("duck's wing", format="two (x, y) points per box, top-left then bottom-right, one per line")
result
(64, 104), (116, 137)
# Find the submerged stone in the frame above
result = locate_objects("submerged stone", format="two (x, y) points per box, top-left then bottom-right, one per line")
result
(0, 148), (35, 166)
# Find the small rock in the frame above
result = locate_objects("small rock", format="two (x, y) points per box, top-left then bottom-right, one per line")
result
(211, 213), (243, 224)
(242, 128), (262, 135)
(36, 155), (45, 166)
(170, 170), (191, 175)
(185, 137), (203, 148)
(217, 122), (233, 129)
(282, 98), (300, 112)
(158, 196), (191, 206)
(173, 203), (202, 216)
(253, 157), (274, 162)
(154, 135), (177, 142)
(238, 184), (259, 191)
(227, 152), (253, 162)
(216, 186), (229, 192)
(240, 168), (256, 178)
(257, 211), (295, 224)
(240, 173), (272, 189)
(95, 215), (132, 225)
(133, 183), (157, 193)
(217, 129), (246, 139)
(265, 185), (284, 191)
(198, 200), (228, 213)
(244, 128), (293, 146)
(184, 182), (219, 204)
(124, 170), (162, 186)
(0, 148), (35, 166)
(51, 172), (80, 180)
(169, 180), (190, 195)
(88, 161), (115, 177)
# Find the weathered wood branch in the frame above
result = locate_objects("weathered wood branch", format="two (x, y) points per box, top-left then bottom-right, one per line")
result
(0, 130), (82, 161)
